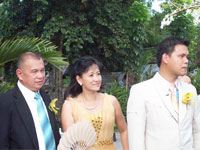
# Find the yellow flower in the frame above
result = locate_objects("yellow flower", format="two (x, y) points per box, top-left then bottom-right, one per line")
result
(49, 98), (59, 116)
(182, 92), (195, 105)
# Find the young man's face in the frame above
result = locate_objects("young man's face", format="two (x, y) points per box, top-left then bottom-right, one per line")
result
(167, 44), (189, 76)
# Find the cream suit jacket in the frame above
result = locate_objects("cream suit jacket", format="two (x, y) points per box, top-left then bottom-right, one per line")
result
(127, 73), (200, 150)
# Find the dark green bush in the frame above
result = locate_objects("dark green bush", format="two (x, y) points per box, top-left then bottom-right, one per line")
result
(104, 81), (130, 120)
(191, 68), (200, 94)
(0, 82), (14, 94)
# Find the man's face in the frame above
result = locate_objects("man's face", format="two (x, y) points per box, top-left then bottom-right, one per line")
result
(167, 44), (189, 76)
(16, 58), (45, 92)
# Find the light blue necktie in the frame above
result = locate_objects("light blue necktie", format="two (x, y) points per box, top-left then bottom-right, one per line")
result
(34, 92), (56, 150)
(176, 88), (179, 102)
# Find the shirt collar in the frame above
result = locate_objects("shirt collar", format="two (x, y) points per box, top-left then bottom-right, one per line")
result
(17, 81), (39, 101)
(154, 72), (179, 91)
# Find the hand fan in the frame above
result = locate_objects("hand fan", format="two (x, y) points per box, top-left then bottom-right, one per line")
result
(57, 122), (96, 150)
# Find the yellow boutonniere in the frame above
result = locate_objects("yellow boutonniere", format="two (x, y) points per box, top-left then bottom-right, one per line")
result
(182, 92), (195, 106)
(49, 98), (59, 116)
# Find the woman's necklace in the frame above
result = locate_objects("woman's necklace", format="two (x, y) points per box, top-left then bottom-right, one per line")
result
(82, 94), (98, 110)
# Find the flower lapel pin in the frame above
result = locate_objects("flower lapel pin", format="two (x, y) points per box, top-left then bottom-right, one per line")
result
(182, 92), (195, 106)
(49, 98), (59, 116)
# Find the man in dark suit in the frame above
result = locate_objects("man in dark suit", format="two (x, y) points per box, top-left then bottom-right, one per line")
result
(0, 52), (61, 149)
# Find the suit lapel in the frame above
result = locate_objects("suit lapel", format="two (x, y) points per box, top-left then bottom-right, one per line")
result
(177, 81), (187, 124)
(153, 75), (179, 123)
(13, 86), (39, 148)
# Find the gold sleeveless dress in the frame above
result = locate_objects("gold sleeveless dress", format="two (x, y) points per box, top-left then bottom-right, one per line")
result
(70, 93), (116, 150)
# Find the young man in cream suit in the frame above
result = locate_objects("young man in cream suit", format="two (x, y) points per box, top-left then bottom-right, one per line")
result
(127, 37), (200, 150)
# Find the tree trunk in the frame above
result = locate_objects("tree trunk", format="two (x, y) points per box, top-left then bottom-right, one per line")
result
(48, 66), (64, 124)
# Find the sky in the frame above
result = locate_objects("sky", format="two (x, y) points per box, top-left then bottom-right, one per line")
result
(151, 0), (164, 12)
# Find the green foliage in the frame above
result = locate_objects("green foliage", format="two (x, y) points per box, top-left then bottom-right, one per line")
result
(0, 0), (134, 72)
(191, 69), (200, 94)
(128, 1), (150, 24)
(2, 0), (199, 89)
(171, 0), (192, 4)
(0, 37), (67, 69)
(167, 13), (197, 41)
(0, 0), (151, 79)
(0, 82), (14, 94)
(105, 81), (129, 120)
(145, 12), (167, 47)
(63, 76), (70, 88)
(187, 26), (200, 71)
(122, 1), (151, 82)
(0, 67), (14, 94)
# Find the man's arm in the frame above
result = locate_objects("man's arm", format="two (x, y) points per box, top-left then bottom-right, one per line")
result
(0, 93), (11, 148)
(192, 87), (200, 150)
(127, 85), (146, 150)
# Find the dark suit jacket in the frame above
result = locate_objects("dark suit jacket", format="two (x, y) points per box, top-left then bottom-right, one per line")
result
(0, 85), (61, 149)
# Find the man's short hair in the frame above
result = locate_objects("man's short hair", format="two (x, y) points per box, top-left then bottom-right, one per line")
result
(156, 37), (190, 67)
(17, 52), (42, 69)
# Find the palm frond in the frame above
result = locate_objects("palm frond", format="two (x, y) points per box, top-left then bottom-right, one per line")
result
(0, 37), (68, 70)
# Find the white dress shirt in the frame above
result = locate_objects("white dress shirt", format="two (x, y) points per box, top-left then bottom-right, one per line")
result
(17, 81), (49, 150)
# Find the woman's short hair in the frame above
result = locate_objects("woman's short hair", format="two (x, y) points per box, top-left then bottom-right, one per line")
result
(65, 56), (102, 98)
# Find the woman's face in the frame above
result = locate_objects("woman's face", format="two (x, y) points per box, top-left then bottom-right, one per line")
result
(77, 64), (102, 92)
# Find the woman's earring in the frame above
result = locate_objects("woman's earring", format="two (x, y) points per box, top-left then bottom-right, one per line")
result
(80, 83), (82, 86)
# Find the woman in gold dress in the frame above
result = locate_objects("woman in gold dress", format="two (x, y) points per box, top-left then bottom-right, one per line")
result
(61, 56), (128, 150)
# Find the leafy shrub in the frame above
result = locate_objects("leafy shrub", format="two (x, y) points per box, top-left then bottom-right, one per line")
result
(191, 68), (200, 94)
(104, 81), (130, 120)
(0, 82), (14, 94)
(63, 76), (70, 88)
